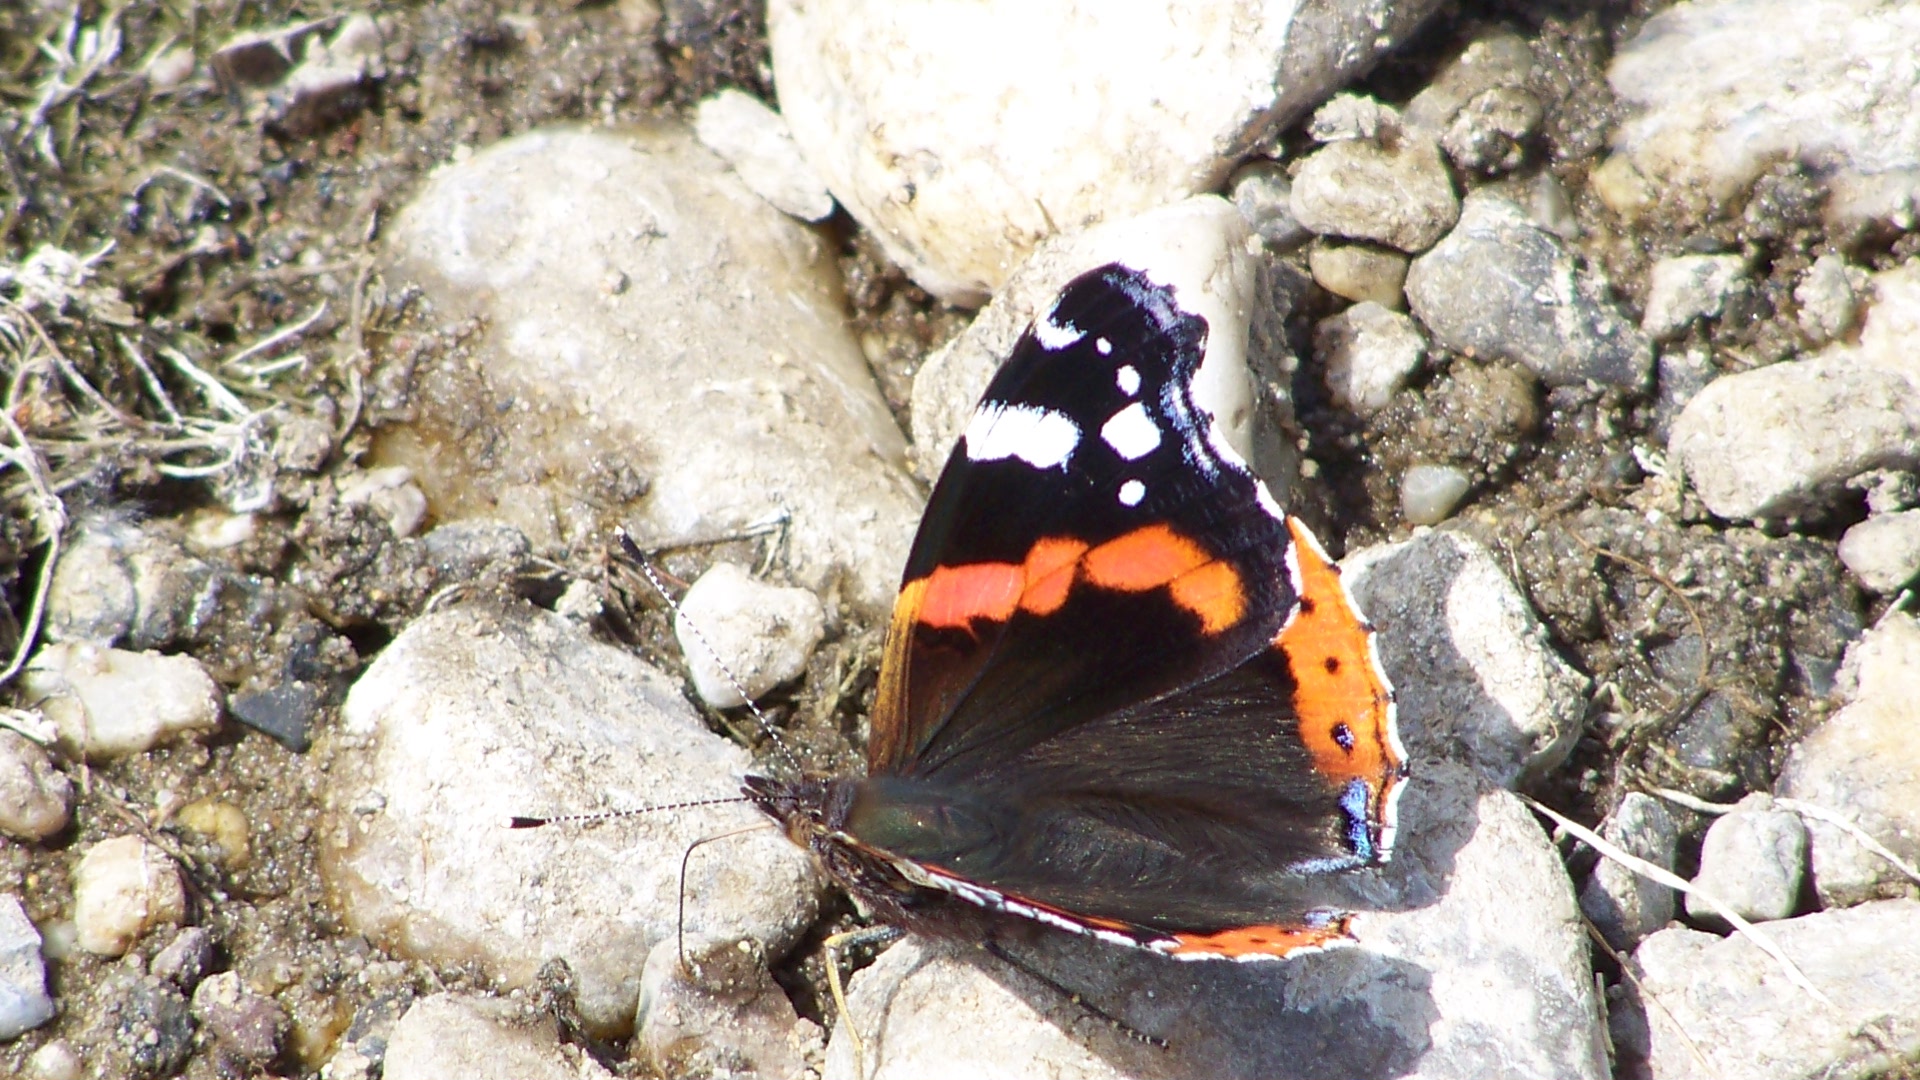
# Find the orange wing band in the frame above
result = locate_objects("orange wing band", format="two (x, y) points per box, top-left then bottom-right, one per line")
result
(1165, 916), (1356, 958)
(1275, 518), (1400, 788)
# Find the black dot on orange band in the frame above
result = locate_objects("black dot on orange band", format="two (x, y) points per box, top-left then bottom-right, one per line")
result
(1323, 656), (1341, 673)
(1297, 596), (1317, 613)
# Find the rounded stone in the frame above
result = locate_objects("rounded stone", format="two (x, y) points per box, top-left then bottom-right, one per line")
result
(1400, 463), (1473, 525)
(0, 894), (55, 1039)
(1291, 129), (1459, 252)
(72, 835), (188, 957)
(674, 563), (828, 709)
(1837, 509), (1920, 593)
(19, 643), (222, 760)
(693, 89), (834, 222)
(0, 729), (71, 841)
(1315, 302), (1426, 415)
(1307, 241), (1410, 309)
(1686, 797), (1809, 924)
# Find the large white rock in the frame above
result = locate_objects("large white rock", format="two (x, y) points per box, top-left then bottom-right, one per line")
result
(323, 601), (819, 1037)
(770, 0), (1447, 302)
(1609, 0), (1920, 231)
(381, 124), (921, 613)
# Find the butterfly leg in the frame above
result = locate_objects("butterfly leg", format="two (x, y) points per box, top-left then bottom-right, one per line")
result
(824, 923), (904, 1079)
(982, 939), (1169, 1049)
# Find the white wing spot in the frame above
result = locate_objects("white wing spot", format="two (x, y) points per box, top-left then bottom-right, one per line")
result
(1118, 479), (1147, 506)
(1101, 402), (1162, 461)
(964, 404), (1080, 470)
(1115, 365), (1141, 396)
(1096, 337), (1113, 355)
(1032, 313), (1083, 351)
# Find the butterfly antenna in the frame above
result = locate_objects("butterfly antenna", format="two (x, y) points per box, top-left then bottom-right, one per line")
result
(504, 795), (751, 830)
(614, 528), (804, 774)
(676, 822), (774, 970)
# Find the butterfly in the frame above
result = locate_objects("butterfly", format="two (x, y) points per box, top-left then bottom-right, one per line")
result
(743, 258), (1407, 1043)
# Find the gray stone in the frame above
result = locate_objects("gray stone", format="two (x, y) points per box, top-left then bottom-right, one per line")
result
(1406, 193), (1652, 388)
(0, 729), (70, 841)
(769, 0), (1447, 302)
(72, 835), (187, 957)
(635, 937), (823, 1079)
(324, 601), (819, 1037)
(1404, 35), (1543, 175)
(1687, 796), (1809, 924)
(384, 124), (919, 613)
(1399, 464), (1472, 526)
(694, 89), (835, 222)
(1306, 241), (1409, 308)
(1226, 160), (1309, 251)
(383, 993), (614, 1080)
(0, 894), (55, 1040)
(19, 643), (222, 760)
(1619, 900), (1920, 1080)
(674, 562), (828, 709)
(1777, 613), (1920, 908)
(1440, 86), (1542, 175)
(1796, 253), (1869, 344)
(1290, 123), (1459, 252)
(1642, 254), (1748, 341)
(1345, 531), (1590, 786)
(1837, 509), (1920, 593)
(1578, 793), (1681, 950)
(1610, 0), (1920, 232)
(149, 926), (215, 990)
(1316, 301), (1425, 414)
(823, 763), (1606, 1080)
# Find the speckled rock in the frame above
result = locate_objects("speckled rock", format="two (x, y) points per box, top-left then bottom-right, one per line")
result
(382, 993), (614, 1080)
(190, 971), (288, 1064)
(1617, 900), (1920, 1080)
(635, 937), (822, 1079)
(1345, 530), (1590, 786)
(769, 0), (1447, 301)
(1795, 254), (1869, 344)
(19, 643), (222, 760)
(0, 894), (55, 1040)
(1291, 112), (1459, 252)
(1837, 510), (1920, 593)
(1578, 793), (1681, 950)
(822, 763), (1606, 1080)
(1406, 192), (1652, 388)
(1226, 160), (1309, 251)
(382, 123), (920, 613)
(1609, 0), (1920, 231)
(324, 600), (819, 1038)
(694, 89), (834, 222)
(1641, 254), (1748, 340)
(1316, 301), (1425, 415)
(1776, 613), (1920, 908)
(0, 730), (70, 841)
(674, 562), (828, 709)
(1404, 32), (1539, 174)
(41, 517), (216, 650)
(72, 835), (188, 957)
(1686, 796), (1809, 924)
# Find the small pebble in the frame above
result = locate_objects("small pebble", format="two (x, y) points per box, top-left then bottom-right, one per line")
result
(1307, 241), (1410, 308)
(1291, 120), (1459, 252)
(1686, 796), (1808, 924)
(1641, 254), (1748, 340)
(20, 643), (222, 759)
(26, 1040), (82, 1080)
(1836, 508), (1920, 593)
(694, 89), (835, 222)
(1316, 302), (1426, 414)
(0, 893), (56, 1039)
(192, 971), (290, 1064)
(1795, 253), (1868, 344)
(176, 799), (252, 869)
(1440, 86), (1542, 174)
(0, 729), (71, 841)
(1579, 792), (1681, 950)
(1227, 160), (1310, 250)
(675, 563), (828, 708)
(150, 926), (216, 989)
(1401, 463), (1473, 525)
(72, 835), (188, 957)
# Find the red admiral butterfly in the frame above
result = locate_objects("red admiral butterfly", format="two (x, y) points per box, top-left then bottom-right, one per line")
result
(746, 260), (1407, 1002)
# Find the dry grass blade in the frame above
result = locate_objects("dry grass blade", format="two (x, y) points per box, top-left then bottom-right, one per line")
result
(1520, 794), (1836, 1009)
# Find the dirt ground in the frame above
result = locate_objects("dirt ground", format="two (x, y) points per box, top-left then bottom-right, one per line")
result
(0, 1), (1894, 1077)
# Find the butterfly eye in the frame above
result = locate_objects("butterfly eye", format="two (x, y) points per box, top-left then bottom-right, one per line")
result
(847, 781), (1003, 863)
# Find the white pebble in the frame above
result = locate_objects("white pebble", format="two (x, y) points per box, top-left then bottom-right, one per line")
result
(20, 643), (222, 759)
(1315, 302), (1426, 414)
(675, 563), (827, 709)
(694, 89), (835, 222)
(1837, 509), (1920, 593)
(1401, 463), (1473, 525)
(0, 730), (71, 841)
(0, 894), (56, 1039)
(72, 835), (187, 957)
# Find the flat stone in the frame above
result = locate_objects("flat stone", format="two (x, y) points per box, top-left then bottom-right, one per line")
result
(0, 894), (55, 1040)
(20, 644), (222, 760)
(72, 835), (187, 957)
(1307, 241), (1409, 309)
(1642, 254), (1748, 341)
(322, 601), (819, 1038)
(1776, 613), (1920, 908)
(1610, 0), (1920, 231)
(381, 124), (919, 613)
(1837, 509), (1920, 593)
(0, 730), (70, 841)
(823, 763), (1606, 1080)
(1406, 192), (1652, 388)
(674, 562), (828, 708)
(694, 89), (835, 222)
(383, 993), (614, 1080)
(769, 0), (1446, 302)
(1687, 796), (1809, 924)
(1578, 792), (1681, 950)
(1345, 530), (1589, 787)
(1291, 123), (1459, 252)
(1618, 900), (1920, 1080)
(1316, 301), (1425, 415)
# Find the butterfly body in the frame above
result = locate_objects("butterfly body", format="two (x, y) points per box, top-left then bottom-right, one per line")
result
(748, 262), (1406, 964)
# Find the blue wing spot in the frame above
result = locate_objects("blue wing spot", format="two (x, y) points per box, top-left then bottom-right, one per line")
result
(1332, 721), (1355, 752)
(1341, 779), (1375, 860)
